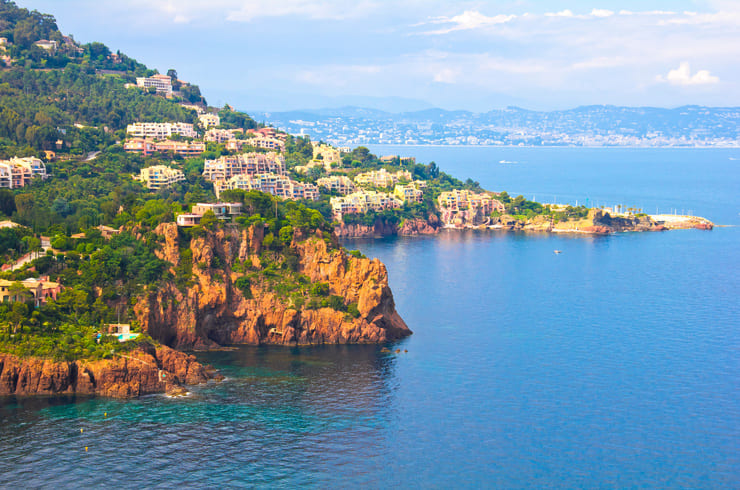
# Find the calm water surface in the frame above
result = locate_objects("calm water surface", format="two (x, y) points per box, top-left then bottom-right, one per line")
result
(1, 148), (738, 488)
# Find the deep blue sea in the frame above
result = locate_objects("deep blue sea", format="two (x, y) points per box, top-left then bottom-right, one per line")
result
(2, 148), (739, 488)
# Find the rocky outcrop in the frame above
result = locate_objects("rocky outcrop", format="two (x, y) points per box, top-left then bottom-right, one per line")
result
(0, 344), (214, 398)
(399, 215), (441, 236)
(334, 218), (400, 238)
(488, 210), (669, 234)
(334, 215), (441, 237)
(136, 223), (411, 349)
(552, 209), (667, 234)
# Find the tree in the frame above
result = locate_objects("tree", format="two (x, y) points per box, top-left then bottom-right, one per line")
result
(0, 189), (15, 216)
(428, 161), (440, 179)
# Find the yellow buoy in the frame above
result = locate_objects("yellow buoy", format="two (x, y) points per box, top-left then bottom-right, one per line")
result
(85, 447), (88, 452)
(104, 412), (107, 418)
(80, 428), (83, 433)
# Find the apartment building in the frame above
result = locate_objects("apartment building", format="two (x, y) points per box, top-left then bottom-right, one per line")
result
(317, 176), (356, 195)
(393, 183), (424, 203)
(204, 128), (243, 143)
(214, 173), (319, 201)
(251, 136), (286, 152)
(437, 189), (504, 214)
(313, 143), (341, 166)
(330, 190), (402, 220)
(124, 138), (204, 156)
(136, 74), (173, 96)
(137, 165), (185, 190)
(203, 152), (286, 181)
(354, 168), (412, 188)
(0, 157), (48, 189)
(198, 113), (221, 128)
(126, 122), (197, 139)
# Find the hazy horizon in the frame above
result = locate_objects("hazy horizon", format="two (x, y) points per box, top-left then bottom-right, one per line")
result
(16, 0), (740, 113)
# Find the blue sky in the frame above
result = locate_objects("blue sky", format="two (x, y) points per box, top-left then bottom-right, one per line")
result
(17, 0), (740, 112)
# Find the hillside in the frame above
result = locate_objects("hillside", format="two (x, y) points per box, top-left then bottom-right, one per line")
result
(0, 1), (410, 397)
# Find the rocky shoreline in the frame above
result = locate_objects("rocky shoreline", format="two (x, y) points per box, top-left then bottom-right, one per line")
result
(334, 210), (714, 238)
(0, 344), (216, 399)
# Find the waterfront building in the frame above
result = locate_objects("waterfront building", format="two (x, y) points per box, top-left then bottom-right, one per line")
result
(136, 165), (185, 190)
(330, 190), (402, 220)
(135, 74), (173, 96)
(437, 189), (505, 226)
(126, 122), (196, 139)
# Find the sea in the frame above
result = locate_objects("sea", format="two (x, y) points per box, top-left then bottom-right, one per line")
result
(1, 147), (738, 488)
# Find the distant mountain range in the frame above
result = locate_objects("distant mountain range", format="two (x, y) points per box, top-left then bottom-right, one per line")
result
(253, 105), (740, 147)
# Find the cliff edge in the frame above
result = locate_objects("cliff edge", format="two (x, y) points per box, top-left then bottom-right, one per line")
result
(0, 344), (213, 398)
(136, 223), (411, 349)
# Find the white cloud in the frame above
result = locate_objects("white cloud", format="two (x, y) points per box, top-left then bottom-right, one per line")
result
(419, 10), (516, 35)
(656, 62), (720, 86)
(590, 9), (614, 18)
(546, 10), (574, 17)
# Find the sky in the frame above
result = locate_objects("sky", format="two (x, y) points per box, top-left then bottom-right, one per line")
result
(16, 0), (740, 113)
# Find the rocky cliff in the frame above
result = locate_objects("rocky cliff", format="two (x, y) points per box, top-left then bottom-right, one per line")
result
(0, 344), (213, 398)
(136, 223), (411, 349)
(334, 215), (441, 238)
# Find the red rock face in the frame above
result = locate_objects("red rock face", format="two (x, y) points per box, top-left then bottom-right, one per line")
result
(0, 345), (212, 398)
(137, 224), (412, 349)
(334, 216), (441, 237)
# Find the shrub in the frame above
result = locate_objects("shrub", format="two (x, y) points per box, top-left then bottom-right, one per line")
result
(235, 276), (252, 299)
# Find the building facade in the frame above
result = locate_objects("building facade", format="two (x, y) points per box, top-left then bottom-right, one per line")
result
(203, 152), (286, 181)
(317, 176), (356, 195)
(137, 165), (186, 190)
(135, 74), (173, 96)
(0, 157), (48, 189)
(214, 173), (319, 201)
(126, 122), (197, 139)
(330, 190), (402, 220)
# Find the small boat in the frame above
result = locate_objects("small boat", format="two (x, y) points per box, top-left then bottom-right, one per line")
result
(554, 250), (562, 254)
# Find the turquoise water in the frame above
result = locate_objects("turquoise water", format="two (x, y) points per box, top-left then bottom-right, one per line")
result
(1, 148), (739, 488)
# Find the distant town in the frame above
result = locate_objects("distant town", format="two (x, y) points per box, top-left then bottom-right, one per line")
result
(255, 106), (740, 148)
